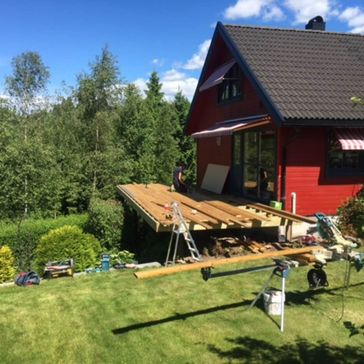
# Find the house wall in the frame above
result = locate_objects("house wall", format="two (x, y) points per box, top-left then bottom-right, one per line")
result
(190, 34), (267, 188)
(278, 127), (363, 215)
(197, 136), (232, 187)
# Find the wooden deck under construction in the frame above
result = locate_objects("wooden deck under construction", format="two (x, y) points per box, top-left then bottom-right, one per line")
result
(117, 184), (315, 232)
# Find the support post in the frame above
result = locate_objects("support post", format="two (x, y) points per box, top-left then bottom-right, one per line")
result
(280, 275), (286, 332)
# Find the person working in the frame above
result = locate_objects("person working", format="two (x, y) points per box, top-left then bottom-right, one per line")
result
(259, 167), (269, 192)
(173, 163), (188, 193)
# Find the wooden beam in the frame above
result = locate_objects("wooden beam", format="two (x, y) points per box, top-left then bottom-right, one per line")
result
(134, 246), (324, 279)
(244, 202), (316, 224)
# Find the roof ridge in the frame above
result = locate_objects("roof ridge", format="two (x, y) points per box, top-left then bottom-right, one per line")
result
(223, 23), (364, 38)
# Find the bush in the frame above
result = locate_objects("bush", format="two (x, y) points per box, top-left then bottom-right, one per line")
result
(0, 245), (16, 283)
(338, 188), (364, 239)
(35, 225), (101, 273)
(110, 249), (135, 265)
(0, 214), (88, 271)
(86, 198), (124, 250)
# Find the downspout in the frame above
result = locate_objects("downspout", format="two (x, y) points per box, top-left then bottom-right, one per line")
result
(280, 128), (301, 210)
(281, 146), (287, 209)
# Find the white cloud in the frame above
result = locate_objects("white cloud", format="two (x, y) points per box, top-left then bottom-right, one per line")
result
(284, 0), (333, 24)
(224, 0), (273, 20)
(183, 39), (211, 70)
(339, 6), (364, 34)
(133, 77), (148, 94)
(152, 58), (164, 67)
(263, 5), (285, 21)
(133, 69), (198, 101)
(160, 69), (198, 100)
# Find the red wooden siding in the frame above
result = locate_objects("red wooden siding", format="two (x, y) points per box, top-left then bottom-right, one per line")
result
(279, 127), (363, 215)
(197, 136), (232, 187)
(186, 34), (267, 135)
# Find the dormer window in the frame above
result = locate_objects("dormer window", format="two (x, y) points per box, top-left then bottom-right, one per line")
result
(218, 64), (242, 104)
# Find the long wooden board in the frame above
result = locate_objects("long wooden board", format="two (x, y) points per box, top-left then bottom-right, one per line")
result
(134, 246), (323, 279)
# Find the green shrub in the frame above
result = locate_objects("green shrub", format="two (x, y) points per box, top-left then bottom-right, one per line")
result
(86, 198), (124, 250)
(35, 225), (101, 273)
(338, 188), (364, 239)
(110, 249), (135, 265)
(0, 245), (16, 283)
(0, 214), (88, 271)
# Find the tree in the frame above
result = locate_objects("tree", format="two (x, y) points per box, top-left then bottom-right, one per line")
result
(5, 51), (50, 216)
(75, 46), (123, 196)
(145, 72), (179, 184)
(173, 91), (196, 184)
(117, 84), (156, 184)
(5, 51), (50, 130)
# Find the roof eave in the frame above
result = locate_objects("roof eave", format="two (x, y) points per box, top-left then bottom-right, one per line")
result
(282, 118), (364, 127)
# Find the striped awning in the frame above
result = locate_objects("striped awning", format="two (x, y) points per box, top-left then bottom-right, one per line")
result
(191, 115), (271, 139)
(335, 128), (364, 150)
(199, 59), (236, 92)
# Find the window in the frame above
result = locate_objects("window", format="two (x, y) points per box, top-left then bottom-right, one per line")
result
(327, 130), (364, 176)
(218, 64), (242, 103)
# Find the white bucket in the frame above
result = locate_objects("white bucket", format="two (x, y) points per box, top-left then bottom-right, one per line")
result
(263, 290), (285, 316)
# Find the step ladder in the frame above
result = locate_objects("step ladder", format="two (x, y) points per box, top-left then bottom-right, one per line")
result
(165, 201), (201, 266)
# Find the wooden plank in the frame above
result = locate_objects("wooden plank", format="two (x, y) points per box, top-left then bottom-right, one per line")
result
(146, 184), (241, 227)
(117, 185), (162, 231)
(244, 202), (316, 224)
(153, 184), (250, 227)
(201, 164), (230, 194)
(206, 201), (269, 222)
(134, 246), (324, 279)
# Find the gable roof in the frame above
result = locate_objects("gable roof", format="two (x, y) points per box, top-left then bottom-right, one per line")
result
(186, 22), (364, 133)
(222, 24), (364, 125)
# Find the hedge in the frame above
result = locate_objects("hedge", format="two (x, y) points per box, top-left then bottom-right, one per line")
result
(0, 214), (88, 271)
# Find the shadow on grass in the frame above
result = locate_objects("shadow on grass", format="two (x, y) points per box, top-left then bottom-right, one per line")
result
(208, 337), (364, 364)
(112, 282), (364, 335)
(343, 321), (364, 338)
(284, 281), (364, 306)
(112, 300), (246, 335)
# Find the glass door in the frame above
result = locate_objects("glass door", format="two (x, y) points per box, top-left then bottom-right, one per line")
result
(242, 130), (276, 202)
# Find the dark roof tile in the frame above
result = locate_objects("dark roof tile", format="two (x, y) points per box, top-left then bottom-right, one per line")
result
(224, 24), (364, 123)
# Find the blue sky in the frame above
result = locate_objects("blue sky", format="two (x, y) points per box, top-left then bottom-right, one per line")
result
(1, 0), (364, 99)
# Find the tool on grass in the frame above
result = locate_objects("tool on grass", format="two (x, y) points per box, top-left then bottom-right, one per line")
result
(315, 213), (357, 254)
(44, 258), (74, 279)
(201, 259), (293, 332)
(165, 201), (201, 266)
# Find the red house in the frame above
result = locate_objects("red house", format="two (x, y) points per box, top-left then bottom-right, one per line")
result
(186, 18), (364, 216)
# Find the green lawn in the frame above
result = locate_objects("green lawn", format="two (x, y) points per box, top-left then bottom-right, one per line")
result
(0, 259), (364, 363)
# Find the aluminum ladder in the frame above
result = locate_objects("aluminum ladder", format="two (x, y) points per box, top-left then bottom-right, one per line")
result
(165, 201), (201, 266)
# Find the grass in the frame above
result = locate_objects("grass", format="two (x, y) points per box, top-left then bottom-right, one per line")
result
(0, 259), (364, 363)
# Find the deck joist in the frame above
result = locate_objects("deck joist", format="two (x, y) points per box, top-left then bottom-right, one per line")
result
(117, 184), (315, 232)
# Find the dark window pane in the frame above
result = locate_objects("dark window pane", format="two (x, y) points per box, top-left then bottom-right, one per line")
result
(327, 130), (364, 176)
(218, 64), (242, 103)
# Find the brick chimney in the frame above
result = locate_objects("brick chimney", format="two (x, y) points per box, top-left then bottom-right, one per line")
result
(305, 16), (326, 31)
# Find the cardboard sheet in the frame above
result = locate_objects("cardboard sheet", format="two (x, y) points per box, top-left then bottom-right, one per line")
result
(201, 164), (230, 194)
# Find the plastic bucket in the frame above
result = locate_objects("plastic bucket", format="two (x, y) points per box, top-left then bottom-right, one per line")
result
(263, 290), (285, 315)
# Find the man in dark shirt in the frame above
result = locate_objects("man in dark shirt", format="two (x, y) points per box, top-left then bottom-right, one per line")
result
(173, 164), (187, 193)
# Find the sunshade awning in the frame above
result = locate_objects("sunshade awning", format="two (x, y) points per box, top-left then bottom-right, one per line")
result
(199, 59), (236, 92)
(335, 128), (364, 150)
(191, 115), (271, 139)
